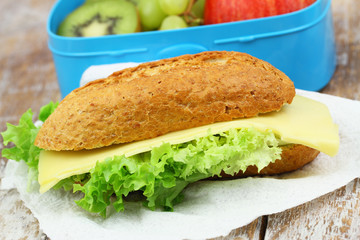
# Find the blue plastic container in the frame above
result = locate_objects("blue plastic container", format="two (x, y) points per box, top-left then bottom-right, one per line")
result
(47, 0), (336, 98)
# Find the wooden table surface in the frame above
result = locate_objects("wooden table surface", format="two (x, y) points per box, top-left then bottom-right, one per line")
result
(0, 0), (359, 239)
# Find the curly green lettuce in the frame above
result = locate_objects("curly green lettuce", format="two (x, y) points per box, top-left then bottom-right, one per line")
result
(1, 102), (58, 189)
(1, 104), (282, 217)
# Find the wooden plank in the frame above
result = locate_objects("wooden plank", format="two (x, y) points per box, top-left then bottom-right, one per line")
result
(265, 179), (360, 239)
(0, 0), (60, 134)
(321, 0), (360, 100)
(211, 217), (266, 240)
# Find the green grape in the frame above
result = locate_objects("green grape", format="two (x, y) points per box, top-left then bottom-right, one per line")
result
(84, 0), (101, 4)
(138, 0), (167, 31)
(127, 0), (140, 6)
(191, 0), (205, 18)
(159, 15), (188, 30)
(158, 0), (189, 16)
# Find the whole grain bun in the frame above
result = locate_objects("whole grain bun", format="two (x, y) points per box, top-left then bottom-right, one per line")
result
(218, 144), (320, 178)
(35, 51), (295, 151)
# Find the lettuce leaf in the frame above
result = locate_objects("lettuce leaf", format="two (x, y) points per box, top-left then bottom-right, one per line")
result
(1, 101), (58, 188)
(73, 128), (282, 217)
(1, 103), (282, 217)
(38, 101), (59, 122)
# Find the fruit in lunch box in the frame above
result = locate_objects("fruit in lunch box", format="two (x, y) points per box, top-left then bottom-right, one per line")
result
(158, 0), (189, 16)
(191, 0), (205, 18)
(204, 0), (317, 25)
(183, 0), (205, 26)
(159, 15), (188, 30)
(57, 0), (140, 37)
(138, 0), (167, 31)
(85, 0), (139, 4)
(126, 0), (140, 6)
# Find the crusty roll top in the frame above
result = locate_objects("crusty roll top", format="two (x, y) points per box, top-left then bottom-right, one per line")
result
(35, 51), (295, 151)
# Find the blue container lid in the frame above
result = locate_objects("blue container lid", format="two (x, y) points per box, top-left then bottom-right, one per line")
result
(48, 0), (324, 56)
(47, 0), (336, 97)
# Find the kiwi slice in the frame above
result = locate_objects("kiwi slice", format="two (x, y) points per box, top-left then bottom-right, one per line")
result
(57, 0), (140, 37)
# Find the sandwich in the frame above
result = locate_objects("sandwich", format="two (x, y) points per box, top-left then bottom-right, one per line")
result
(1, 51), (339, 217)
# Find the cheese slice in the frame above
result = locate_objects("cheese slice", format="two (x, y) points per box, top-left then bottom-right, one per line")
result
(38, 95), (339, 193)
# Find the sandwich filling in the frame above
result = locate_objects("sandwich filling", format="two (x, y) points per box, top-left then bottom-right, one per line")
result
(1, 95), (339, 217)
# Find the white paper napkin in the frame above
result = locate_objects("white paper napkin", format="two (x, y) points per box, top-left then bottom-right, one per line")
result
(1, 63), (360, 239)
(80, 62), (140, 87)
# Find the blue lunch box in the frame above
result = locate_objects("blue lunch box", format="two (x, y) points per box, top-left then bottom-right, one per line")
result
(47, 0), (336, 98)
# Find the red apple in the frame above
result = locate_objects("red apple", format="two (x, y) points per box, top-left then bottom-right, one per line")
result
(204, 0), (317, 25)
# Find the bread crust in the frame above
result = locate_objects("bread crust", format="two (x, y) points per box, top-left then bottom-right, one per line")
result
(35, 51), (295, 151)
(218, 144), (320, 178)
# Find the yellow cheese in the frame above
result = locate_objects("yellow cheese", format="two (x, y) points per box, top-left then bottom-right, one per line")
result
(38, 95), (339, 193)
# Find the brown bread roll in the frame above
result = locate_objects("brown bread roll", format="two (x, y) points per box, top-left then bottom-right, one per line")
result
(35, 51), (295, 151)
